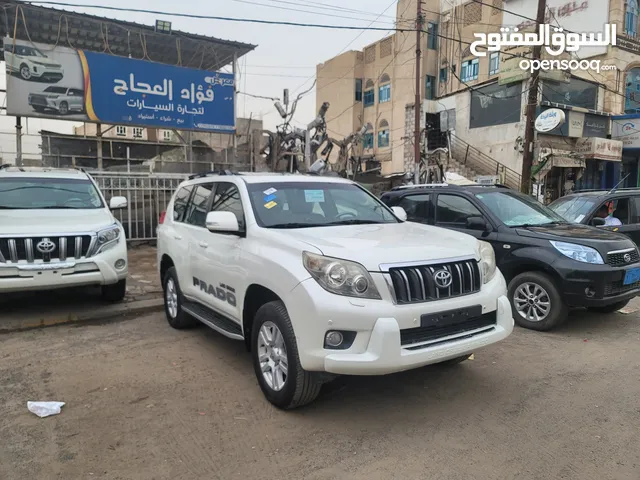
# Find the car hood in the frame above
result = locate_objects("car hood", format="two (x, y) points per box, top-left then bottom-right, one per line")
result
(0, 209), (115, 235)
(282, 222), (479, 271)
(515, 223), (636, 253)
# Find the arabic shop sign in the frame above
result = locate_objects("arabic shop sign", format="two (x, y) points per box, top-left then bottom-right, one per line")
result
(537, 106), (608, 138)
(4, 37), (235, 132)
(575, 137), (623, 161)
(81, 51), (234, 132)
(613, 118), (640, 149)
(535, 108), (566, 132)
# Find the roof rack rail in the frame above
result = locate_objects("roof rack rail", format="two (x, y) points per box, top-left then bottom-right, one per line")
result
(188, 169), (239, 180)
(392, 183), (450, 191)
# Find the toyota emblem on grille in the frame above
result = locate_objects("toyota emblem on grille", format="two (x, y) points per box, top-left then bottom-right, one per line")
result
(624, 253), (632, 263)
(36, 238), (56, 254)
(433, 269), (453, 289)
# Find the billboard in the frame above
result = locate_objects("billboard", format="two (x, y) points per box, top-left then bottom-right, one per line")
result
(502, 0), (611, 58)
(3, 37), (235, 132)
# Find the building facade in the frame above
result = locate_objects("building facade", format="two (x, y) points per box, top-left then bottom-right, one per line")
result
(317, 0), (640, 198)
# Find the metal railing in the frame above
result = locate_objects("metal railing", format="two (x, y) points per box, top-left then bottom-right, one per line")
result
(91, 172), (188, 242)
(449, 133), (522, 190)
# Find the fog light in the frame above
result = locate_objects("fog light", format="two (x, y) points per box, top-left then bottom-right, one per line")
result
(585, 287), (596, 298)
(325, 331), (344, 348)
(115, 259), (127, 270)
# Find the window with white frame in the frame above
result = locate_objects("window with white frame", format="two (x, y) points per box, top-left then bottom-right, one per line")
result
(162, 130), (172, 141)
(116, 125), (127, 136)
(489, 52), (500, 76)
(132, 127), (144, 139)
(461, 59), (479, 82)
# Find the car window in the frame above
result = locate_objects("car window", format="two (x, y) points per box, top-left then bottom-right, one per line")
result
(0, 177), (103, 209)
(43, 86), (68, 94)
(548, 195), (599, 223)
(172, 185), (193, 222)
(633, 197), (640, 223)
(398, 194), (431, 223)
(596, 198), (631, 225)
(184, 183), (214, 227)
(211, 182), (245, 230)
(476, 191), (565, 227)
(70, 89), (83, 96)
(436, 194), (483, 225)
(246, 181), (397, 228)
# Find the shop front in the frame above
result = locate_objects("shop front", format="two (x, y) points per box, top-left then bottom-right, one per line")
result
(532, 148), (585, 204)
(612, 114), (640, 188)
(575, 137), (624, 190)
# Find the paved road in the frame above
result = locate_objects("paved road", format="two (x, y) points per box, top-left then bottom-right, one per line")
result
(1, 310), (639, 480)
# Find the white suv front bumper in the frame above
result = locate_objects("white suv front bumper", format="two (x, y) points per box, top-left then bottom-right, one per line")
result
(286, 271), (513, 375)
(0, 239), (127, 293)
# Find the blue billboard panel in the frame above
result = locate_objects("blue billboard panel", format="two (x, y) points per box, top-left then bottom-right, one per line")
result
(79, 50), (235, 132)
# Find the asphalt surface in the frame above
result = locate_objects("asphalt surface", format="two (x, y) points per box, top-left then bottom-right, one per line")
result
(1, 309), (639, 480)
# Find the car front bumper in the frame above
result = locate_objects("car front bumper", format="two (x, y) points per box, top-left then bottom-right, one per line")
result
(0, 239), (127, 293)
(555, 258), (640, 307)
(285, 270), (513, 375)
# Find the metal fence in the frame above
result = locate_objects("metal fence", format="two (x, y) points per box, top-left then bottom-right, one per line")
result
(92, 171), (188, 241)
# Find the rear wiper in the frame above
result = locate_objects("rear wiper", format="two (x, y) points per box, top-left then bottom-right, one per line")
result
(267, 223), (326, 229)
(325, 219), (385, 226)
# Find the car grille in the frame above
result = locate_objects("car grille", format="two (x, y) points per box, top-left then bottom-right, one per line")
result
(604, 279), (640, 297)
(607, 249), (640, 267)
(401, 311), (497, 347)
(388, 259), (481, 304)
(0, 236), (93, 263)
(29, 95), (48, 106)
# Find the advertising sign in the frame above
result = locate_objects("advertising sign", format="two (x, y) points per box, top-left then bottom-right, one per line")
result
(612, 117), (640, 149)
(3, 37), (235, 132)
(575, 137), (623, 161)
(535, 108), (566, 132)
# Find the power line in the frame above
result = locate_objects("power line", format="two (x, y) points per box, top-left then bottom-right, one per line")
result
(242, 0), (399, 21)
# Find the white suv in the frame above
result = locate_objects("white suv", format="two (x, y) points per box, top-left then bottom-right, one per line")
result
(157, 172), (513, 409)
(0, 166), (128, 301)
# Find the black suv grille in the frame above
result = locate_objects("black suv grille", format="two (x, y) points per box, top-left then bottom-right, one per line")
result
(388, 259), (481, 304)
(401, 311), (497, 347)
(0, 236), (92, 263)
(604, 279), (640, 297)
(607, 250), (640, 267)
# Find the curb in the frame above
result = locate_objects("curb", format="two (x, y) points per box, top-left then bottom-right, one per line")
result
(0, 298), (165, 334)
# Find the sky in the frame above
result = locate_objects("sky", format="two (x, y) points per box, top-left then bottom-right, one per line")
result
(0, 0), (401, 162)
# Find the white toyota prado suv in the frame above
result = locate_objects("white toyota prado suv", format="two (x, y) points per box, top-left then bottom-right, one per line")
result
(157, 172), (514, 409)
(0, 166), (128, 301)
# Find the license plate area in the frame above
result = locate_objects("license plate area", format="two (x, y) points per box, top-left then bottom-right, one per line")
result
(420, 305), (483, 328)
(624, 267), (640, 285)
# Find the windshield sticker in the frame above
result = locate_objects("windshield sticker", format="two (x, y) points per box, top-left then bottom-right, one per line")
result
(476, 194), (484, 199)
(263, 193), (276, 202)
(264, 201), (277, 209)
(304, 190), (325, 203)
(263, 187), (277, 196)
(575, 214), (585, 222)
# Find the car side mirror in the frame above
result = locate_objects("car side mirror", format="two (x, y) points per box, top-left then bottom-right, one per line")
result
(391, 206), (407, 221)
(466, 216), (489, 231)
(109, 196), (127, 209)
(206, 211), (240, 234)
(591, 217), (605, 227)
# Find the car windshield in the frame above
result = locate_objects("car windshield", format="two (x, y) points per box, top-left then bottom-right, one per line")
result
(0, 177), (104, 209)
(475, 191), (566, 227)
(247, 181), (398, 228)
(547, 195), (599, 223)
(43, 87), (67, 94)
(16, 46), (46, 57)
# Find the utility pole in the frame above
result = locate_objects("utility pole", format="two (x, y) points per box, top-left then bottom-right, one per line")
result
(414, 0), (423, 184)
(521, 0), (547, 194)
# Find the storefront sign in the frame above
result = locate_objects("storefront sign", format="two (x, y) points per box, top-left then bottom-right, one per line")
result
(616, 34), (640, 55)
(539, 106), (608, 138)
(582, 114), (608, 137)
(568, 111), (584, 137)
(535, 108), (566, 132)
(576, 137), (623, 161)
(499, 48), (570, 85)
(612, 117), (640, 149)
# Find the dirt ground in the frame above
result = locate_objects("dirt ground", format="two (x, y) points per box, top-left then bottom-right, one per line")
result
(1, 309), (639, 480)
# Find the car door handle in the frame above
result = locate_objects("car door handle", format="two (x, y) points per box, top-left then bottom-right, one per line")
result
(198, 241), (208, 249)
(173, 235), (183, 240)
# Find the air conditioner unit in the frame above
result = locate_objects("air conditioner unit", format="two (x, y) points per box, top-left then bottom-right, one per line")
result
(476, 175), (500, 185)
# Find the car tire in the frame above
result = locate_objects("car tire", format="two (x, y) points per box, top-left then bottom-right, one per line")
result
(19, 63), (31, 80)
(59, 102), (69, 115)
(508, 271), (568, 331)
(251, 300), (322, 410)
(588, 300), (630, 314)
(101, 279), (126, 302)
(163, 267), (197, 329)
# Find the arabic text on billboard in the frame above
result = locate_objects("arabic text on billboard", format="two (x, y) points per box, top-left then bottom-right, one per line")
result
(3, 38), (235, 132)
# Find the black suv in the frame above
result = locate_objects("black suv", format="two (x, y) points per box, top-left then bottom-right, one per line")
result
(380, 184), (640, 331)
(548, 189), (640, 245)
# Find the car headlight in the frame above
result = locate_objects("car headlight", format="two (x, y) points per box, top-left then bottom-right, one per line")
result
(550, 240), (604, 264)
(302, 252), (381, 300)
(96, 225), (121, 254)
(477, 240), (497, 284)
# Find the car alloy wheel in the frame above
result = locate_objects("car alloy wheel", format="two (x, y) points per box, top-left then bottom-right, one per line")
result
(514, 282), (551, 322)
(20, 65), (31, 79)
(257, 321), (289, 392)
(165, 277), (178, 319)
